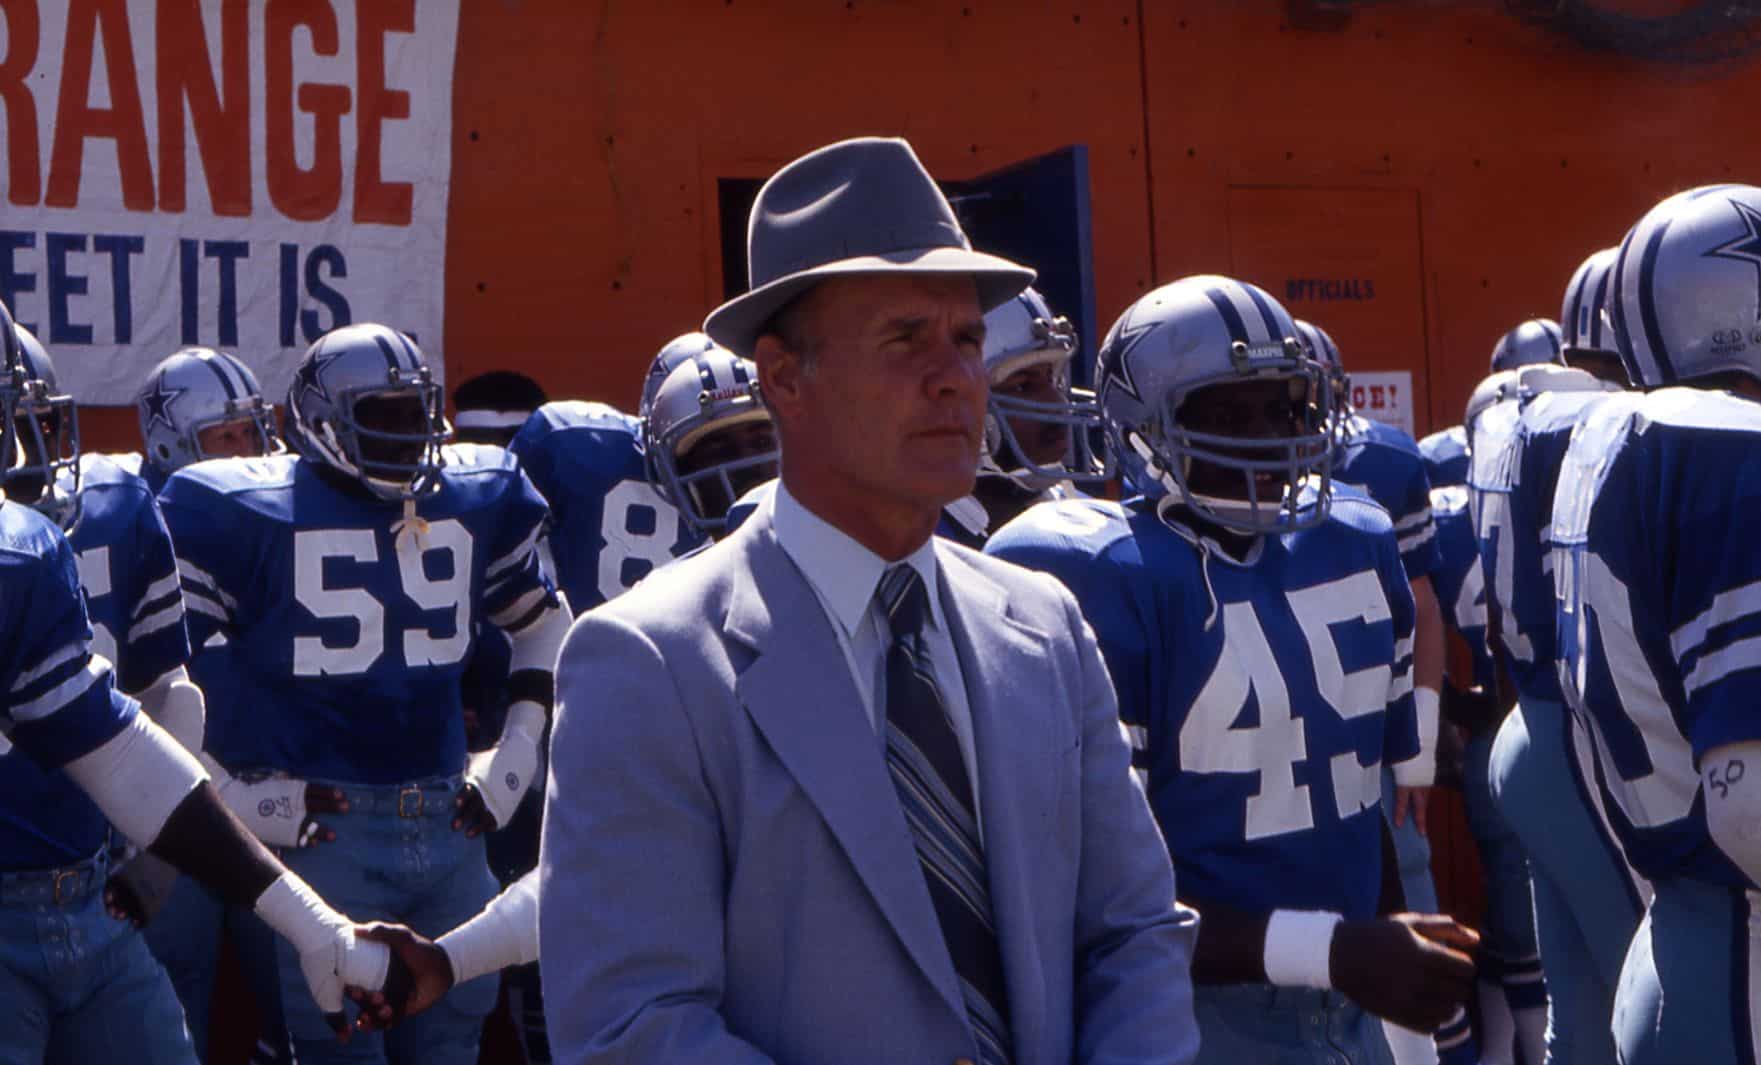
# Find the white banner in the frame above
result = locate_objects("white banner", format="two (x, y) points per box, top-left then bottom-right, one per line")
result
(0, 1), (459, 405)
(1348, 370), (1415, 436)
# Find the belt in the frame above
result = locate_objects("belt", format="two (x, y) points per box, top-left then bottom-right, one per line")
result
(0, 850), (106, 908)
(326, 776), (463, 819)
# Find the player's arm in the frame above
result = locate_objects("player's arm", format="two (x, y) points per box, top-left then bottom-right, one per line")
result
(1396, 574), (1445, 834)
(1188, 900), (1476, 1034)
(458, 472), (570, 834)
(9, 549), (398, 1037)
(1393, 466), (1444, 828)
(349, 870), (540, 1032)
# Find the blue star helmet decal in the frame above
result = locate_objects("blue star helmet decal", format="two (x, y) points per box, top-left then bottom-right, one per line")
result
(1706, 198), (1761, 314)
(139, 373), (186, 433)
(295, 346), (345, 410)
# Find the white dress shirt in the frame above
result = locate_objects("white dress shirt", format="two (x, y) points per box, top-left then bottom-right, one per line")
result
(770, 482), (982, 830)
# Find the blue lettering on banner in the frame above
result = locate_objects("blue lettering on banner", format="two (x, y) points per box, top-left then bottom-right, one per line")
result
(204, 240), (250, 347)
(0, 232), (39, 332)
(1, 230), (353, 350)
(180, 238), (201, 344)
(1284, 279), (1378, 302)
(92, 235), (143, 344)
(46, 233), (92, 344)
(302, 244), (351, 342)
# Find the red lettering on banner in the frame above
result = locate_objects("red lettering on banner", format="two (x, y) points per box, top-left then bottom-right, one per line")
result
(354, 0), (412, 225)
(0, 0), (42, 205)
(157, 0), (250, 216)
(266, 0), (350, 222)
(46, 0), (155, 211)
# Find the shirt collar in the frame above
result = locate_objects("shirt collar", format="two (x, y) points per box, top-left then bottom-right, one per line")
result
(771, 481), (945, 638)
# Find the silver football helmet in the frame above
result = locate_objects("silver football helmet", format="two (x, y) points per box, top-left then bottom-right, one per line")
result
(1489, 318), (1563, 373)
(1293, 318), (1350, 428)
(1097, 275), (1337, 533)
(644, 344), (778, 534)
(978, 287), (1111, 490)
(137, 348), (280, 476)
(638, 332), (719, 487)
(1611, 183), (1761, 388)
(286, 324), (449, 501)
(3, 317), (80, 527)
(1560, 248), (1619, 358)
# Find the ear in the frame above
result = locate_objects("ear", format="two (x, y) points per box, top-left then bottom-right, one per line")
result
(754, 333), (804, 423)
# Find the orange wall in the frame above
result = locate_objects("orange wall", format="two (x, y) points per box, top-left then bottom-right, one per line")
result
(80, 0), (1761, 453)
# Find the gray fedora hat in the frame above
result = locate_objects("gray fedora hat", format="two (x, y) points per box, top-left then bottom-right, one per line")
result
(703, 137), (1036, 357)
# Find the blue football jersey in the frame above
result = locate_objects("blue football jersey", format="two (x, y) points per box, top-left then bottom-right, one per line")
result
(157, 447), (557, 785)
(63, 453), (191, 695)
(1333, 414), (1440, 581)
(986, 492), (1419, 919)
(1493, 390), (1617, 707)
(1428, 486), (1493, 691)
(0, 500), (139, 870)
(507, 401), (705, 612)
(1554, 388), (1755, 888)
(1419, 425), (1470, 490)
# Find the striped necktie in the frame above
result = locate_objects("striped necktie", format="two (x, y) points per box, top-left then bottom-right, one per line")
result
(877, 563), (1013, 1065)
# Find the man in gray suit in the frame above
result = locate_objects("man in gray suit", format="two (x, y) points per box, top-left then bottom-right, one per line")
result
(539, 136), (1199, 1065)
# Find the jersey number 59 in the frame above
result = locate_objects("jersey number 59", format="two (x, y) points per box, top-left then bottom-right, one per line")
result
(293, 522), (473, 676)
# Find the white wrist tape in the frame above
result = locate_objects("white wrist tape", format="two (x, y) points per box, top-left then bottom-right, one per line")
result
(466, 701), (544, 829)
(253, 872), (389, 1015)
(1263, 909), (1343, 990)
(438, 870), (540, 984)
(62, 711), (207, 849)
(1392, 687), (1440, 788)
(210, 767), (316, 849)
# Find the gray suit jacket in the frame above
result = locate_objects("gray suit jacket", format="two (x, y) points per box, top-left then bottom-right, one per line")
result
(539, 504), (1198, 1065)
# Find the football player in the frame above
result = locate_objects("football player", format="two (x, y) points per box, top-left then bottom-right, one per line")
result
(1552, 184), (1761, 1064)
(137, 348), (282, 495)
(1478, 303), (1640, 1065)
(643, 344), (779, 539)
(0, 300), (398, 1062)
(134, 347), (296, 1063)
(1488, 318), (1565, 374)
(507, 333), (710, 612)
(156, 323), (569, 1065)
(987, 276), (1476, 1064)
(1434, 371), (1548, 1065)
(1294, 320), (1457, 1065)
(969, 286), (1111, 534)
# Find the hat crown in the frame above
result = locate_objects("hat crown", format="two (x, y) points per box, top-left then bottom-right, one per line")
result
(747, 137), (973, 287)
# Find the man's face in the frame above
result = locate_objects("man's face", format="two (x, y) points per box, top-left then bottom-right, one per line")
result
(769, 275), (989, 514)
(992, 360), (1071, 467)
(196, 414), (269, 460)
(353, 390), (432, 473)
(1177, 375), (1313, 502)
(678, 418), (778, 522)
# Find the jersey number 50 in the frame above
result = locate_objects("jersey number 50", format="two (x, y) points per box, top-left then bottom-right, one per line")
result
(293, 522), (473, 676)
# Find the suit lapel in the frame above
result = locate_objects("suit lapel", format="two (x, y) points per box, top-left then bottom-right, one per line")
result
(725, 515), (966, 1025)
(938, 547), (1056, 1062)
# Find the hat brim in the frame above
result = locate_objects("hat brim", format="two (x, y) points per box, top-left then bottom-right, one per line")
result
(703, 246), (1036, 358)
